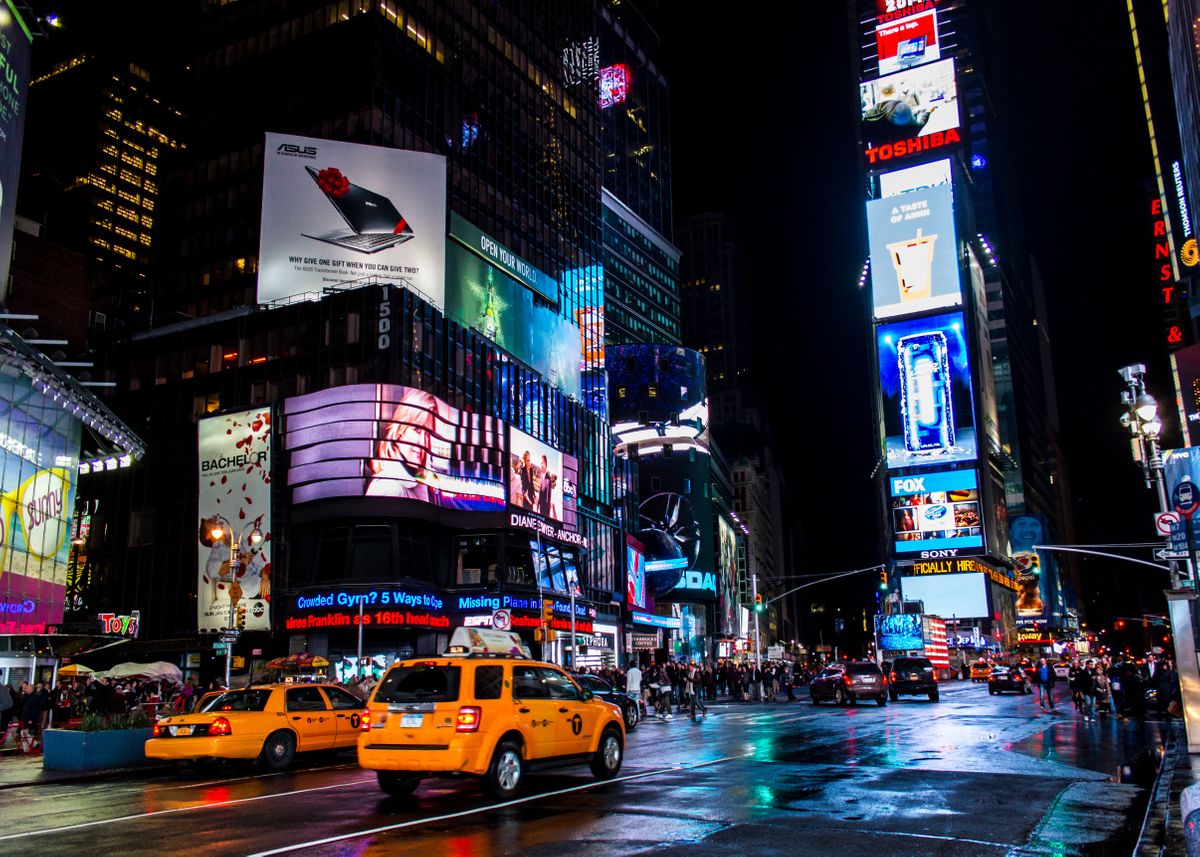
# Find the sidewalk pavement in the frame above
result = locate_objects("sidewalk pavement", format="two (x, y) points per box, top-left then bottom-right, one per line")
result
(1136, 720), (1191, 856)
(0, 754), (168, 790)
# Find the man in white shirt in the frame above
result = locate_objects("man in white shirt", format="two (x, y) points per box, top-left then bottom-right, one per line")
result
(626, 664), (642, 700)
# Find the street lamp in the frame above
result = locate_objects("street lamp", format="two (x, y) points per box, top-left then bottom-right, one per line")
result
(209, 521), (263, 688)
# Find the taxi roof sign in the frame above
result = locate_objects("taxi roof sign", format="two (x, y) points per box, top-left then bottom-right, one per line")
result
(447, 626), (531, 659)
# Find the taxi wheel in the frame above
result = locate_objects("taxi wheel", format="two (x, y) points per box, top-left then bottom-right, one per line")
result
(483, 739), (524, 799)
(624, 703), (638, 731)
(260, 730), (295, 771)
(377, 771), (421, 797)
(590, 726), (623, 780)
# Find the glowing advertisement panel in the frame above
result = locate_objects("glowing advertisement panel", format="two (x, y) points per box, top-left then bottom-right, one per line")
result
(0, 374), (80, 634)
(1009, 514), (1051, 620)
(717, 515), (737, 635)
(890, 469), (983, 555)
(637, 450), (716, 603)
(876, 613), (924, 650)
(445, 242), (581, 399)
(284, 385), (505, 510)
(861, 58), (960, 165)
(197, 409), (272, 634)
(877, 311), (976, 470)
(626, 535), (646, 609)
(876, 10), (939, 75)
(0, 2), (32, 302)
(900, 571), (988, 619)
(879, 158), (951, 198)
(1172, 343), (1200, 447)
(258, 133), (446, 307)
(868, 182), (961, 319)
(508, 426), (565, 523)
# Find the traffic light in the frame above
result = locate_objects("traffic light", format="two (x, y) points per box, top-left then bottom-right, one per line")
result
(235, 606), (247, 631)
(534, 629), (544, 642)
(542, 599), (555, 624)
(878, 570), (889, 591)
(754, 593), (764, 613)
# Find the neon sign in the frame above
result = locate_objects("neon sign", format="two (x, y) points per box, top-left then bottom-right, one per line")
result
(865, 128), (960, 165)
(98, 610), (140, 637)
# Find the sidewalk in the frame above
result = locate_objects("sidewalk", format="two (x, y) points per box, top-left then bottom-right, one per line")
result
(0, 754), (168, 790)
(1137, 720), (1191, 856)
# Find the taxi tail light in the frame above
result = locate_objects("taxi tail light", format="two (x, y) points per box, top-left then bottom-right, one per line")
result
(152, 723), (163, 737)
(209, 716), (233, 736)
(456, 706), (482, 733)
(361, 711), (371, 731)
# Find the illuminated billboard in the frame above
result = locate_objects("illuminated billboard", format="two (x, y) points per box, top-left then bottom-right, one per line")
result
(445, 241), (581, 399)
(900, 571), (988, 619)
(607, 345), (709, 453)
(1009, 515), (1050, 620)
(0, 3), (31, 302)
(637, 450), (716, 602)
(876, 10), (939, 75)
(868, 183), (961, 319)
(1172, 343), (1200, 446)
(198, 409), (272, 634)
(877, 613), (923, 650)
(508, 427), (565, 523)
(626, 535), (647, 609)
(879, 158), (951, 198)
(890, 469), (983, 556)
(717, 515), (738, 634)
(877, 311), (976, 470)
(861, 58), (960, 165)
(258, 134), (446, 307)
(0, 374), (81, 634)
(284, 385), (506, 511)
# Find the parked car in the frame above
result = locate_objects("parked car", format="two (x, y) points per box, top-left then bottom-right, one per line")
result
(810, 662), (887, 706)
(887, 657), (939, 702)
(572, 673), (640, 730)
(988, 665), (1030, 695)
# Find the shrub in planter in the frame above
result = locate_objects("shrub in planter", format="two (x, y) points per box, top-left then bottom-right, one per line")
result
(43, 712), (155, 771)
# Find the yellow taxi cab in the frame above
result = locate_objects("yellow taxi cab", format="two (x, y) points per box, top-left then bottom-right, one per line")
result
(358, 628), (626, 798)
(969, 660), (993, 682)
(145, 682), (366, 770)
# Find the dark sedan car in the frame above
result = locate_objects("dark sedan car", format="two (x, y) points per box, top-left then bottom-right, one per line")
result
(572, 673), (640, 730)
(888, 656), (939, 702)
(810, 662), (888, 706)
(988, 665), (1030, 695)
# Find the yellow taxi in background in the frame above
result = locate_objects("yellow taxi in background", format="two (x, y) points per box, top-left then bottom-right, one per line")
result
(969, 660), (993, 682)
(145, 683), (366, 770)
(358, 628), (626, 798)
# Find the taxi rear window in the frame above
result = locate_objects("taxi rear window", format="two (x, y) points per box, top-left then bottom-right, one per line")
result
(376, 665), (461, 703)
(202, 690), (272, 712)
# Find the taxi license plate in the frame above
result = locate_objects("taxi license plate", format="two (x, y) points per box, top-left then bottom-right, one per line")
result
(860, 677), (875, 684)
(171, 726), (191, 737)
(400, 714), (424, 728)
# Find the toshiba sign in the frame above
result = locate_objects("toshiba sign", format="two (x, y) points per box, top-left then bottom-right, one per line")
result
(861, 59), (961, 165)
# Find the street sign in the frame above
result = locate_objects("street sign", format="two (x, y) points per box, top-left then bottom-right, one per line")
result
(213, 642), (230, 652)
(1155, 548), (1191, 560)
(1174, 481), (1200, 518)
(492, 609), (512, 632)
(1156, 511), (1182, 537)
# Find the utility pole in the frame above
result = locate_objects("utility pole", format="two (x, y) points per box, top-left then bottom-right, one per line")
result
(751, 570), (761, 670)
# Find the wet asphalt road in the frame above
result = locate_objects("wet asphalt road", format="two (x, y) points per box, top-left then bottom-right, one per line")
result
(0, 682), (1171, 856)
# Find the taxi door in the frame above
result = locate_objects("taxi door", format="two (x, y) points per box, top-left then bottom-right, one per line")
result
(511, 665), (559, 759)
(321, 686), (367, 747)
(541, 668), (598, 755)
(284, 686), (337, 751)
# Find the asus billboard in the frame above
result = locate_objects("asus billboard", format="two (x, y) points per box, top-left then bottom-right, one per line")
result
(259, 134), (447, 308)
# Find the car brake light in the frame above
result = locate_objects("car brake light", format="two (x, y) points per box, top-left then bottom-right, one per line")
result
(882, 675), (888, 684)
(152, 723), (163, 737)
(361, 711), (371, 732)
(890, 672), (896, 682)
(456, 706), (482, 733)
(843, 674), (853, 686)
(209, 716), (232, 736)
(932, 672), (938, 682)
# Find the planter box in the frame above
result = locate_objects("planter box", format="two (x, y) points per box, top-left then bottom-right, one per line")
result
(42, 727), (154, 771)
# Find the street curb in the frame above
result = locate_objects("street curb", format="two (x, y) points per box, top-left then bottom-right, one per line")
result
(1135, 721), (1185, 856)
(0, 762), (173, 791)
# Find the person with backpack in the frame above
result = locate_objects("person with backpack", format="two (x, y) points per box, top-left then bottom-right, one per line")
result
(1036, 658), (1057, 712)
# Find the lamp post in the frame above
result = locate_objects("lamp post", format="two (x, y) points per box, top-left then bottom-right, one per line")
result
(1118, 364), (1181, 587)
(208, 522), (263, 688)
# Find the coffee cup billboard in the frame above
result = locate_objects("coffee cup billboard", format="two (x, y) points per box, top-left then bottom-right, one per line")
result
(868, 182), (961, 320)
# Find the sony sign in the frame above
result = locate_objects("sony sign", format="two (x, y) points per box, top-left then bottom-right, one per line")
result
(919, 549), (959, 559)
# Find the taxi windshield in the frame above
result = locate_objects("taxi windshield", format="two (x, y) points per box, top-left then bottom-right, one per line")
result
(200, 690), (273, 712)
(376, 665), (461, 703)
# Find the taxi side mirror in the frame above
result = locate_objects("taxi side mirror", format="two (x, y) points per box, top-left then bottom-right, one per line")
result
(581, 689), (593, 702)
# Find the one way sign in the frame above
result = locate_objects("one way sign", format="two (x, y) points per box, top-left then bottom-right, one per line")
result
(1155, 548), (1190, 561)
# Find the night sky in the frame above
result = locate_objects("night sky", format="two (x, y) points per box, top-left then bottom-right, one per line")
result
(664, 2), (1171, 634)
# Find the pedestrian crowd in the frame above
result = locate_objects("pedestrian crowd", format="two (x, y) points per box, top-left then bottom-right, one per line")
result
(1024, 653), (1181, 722)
